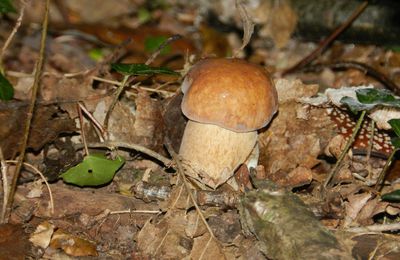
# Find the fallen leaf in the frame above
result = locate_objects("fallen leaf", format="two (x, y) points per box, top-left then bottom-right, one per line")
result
(50, 229), (98, 257)
(344, 192), (373, 227)
(29, 221), (55, 249)
(190, 233), (225, 260)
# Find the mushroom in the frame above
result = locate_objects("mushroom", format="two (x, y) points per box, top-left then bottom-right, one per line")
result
(179, 58), (278, 188)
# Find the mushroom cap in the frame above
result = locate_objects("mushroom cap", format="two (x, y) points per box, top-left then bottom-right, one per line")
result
(181, 58), (278, 132)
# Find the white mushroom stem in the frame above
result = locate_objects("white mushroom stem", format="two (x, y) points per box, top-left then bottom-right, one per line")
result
(179, 120), (258, 188)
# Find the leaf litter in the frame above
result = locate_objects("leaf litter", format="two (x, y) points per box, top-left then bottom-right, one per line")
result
(1, 0), (400, 259)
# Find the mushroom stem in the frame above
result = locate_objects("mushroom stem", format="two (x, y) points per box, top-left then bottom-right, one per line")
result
(179, 120), (257, 188)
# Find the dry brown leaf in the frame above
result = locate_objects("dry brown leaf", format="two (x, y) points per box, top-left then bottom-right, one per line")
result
(0, 105), (76, 159)
(91, 90), (165, 151)
(344, 193), (373, 227)
(356, 198), (389, 226)
(29, 221), (55, 249)
(190, 233), (225, 260)
(248, 0), (298, 48)
(259, 79), (333, 180)
(268, 166), (313, 188)
(185, 210), (207, 238)
(50, 229), (98, 257)
(233, 0), (254, 57)
(136, 212), (191, 259)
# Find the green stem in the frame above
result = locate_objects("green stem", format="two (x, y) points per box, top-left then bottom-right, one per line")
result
(103, 74), (130, 130)
(375, 148), (398, 191)
(324, 110), (367, 187)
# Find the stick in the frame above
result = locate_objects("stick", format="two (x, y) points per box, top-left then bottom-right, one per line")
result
(282, 1), (369, 75)
(2, 0), (50, 223)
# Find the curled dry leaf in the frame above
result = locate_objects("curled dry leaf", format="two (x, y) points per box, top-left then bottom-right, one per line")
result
(50, 229), (98, 257)
(29, 221), (55, 249)
(344, 193), (373, 228)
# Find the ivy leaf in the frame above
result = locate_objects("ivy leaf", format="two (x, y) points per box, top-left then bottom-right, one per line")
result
(339, 96), (374, 114)
(0, 0), (16, 14)
(60, 153), (125, 187)
(340, 88), (400, 113)
(381, 189), (400, 202)
(356, 88), (398, 104)
(0, 72), (14, 100)
(111, 63), (179, 76)
(144, 36), (171, 55)
(391, 137), (400, 149)
(389, 119), (400, 137)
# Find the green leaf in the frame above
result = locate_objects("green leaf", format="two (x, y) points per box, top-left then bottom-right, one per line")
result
(111, 63), (179, 76)
(340, 88), (400, 113)
(340, 96), (374, 114)
(144, 36), (171, 55)
(0, 0), (16, 14)
(389, 119), (400, 137)
(88, 48), (105, 62)
(381, 189), (400, 202)
(391, 137), (400, 149)
(356, 88), (397, 104)
(0, 72), (14, 100)
(60, 153), (125, 187)
(138, 7), (151, 24)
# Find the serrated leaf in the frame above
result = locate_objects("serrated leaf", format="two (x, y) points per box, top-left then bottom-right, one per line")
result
(0, 0), (16, 14)
(389, 119), (400, 137)
(381, 189), (400, 202)
(0, 72), (14, 100)
(144, 36), (171, 55)
(60, 153), (125, 187)
(111, 63), (179, 76)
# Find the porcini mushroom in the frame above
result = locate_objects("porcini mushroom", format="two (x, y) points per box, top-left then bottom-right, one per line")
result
(179, 58), (278, 188)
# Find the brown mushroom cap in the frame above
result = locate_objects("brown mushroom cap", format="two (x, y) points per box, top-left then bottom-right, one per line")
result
(181, 58), (278, 132)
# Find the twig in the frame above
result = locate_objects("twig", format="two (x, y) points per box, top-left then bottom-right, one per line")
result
(3, 0), (50, 223)
(104, 74), (130, 130)
(82, 141), (172, 167)
(77, 103), (89, 156)
(77, 102), (106, 142)
(300, 61), (400, 95)
(324, 110), (366, 187)
(165, 142), (217, 241)
(282, 1), (369, 75)
(109, 209), (161, 215)
(92, 76), (175, 96)
(6, 160), (54, 216)
(346, 222), (400, 233)
(0, 148), (8, 223)
(374, 148), (398, 191)
(366, 120), (375, 163)
(0, 0), (27, 71)
(145, 35), (182, 66)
